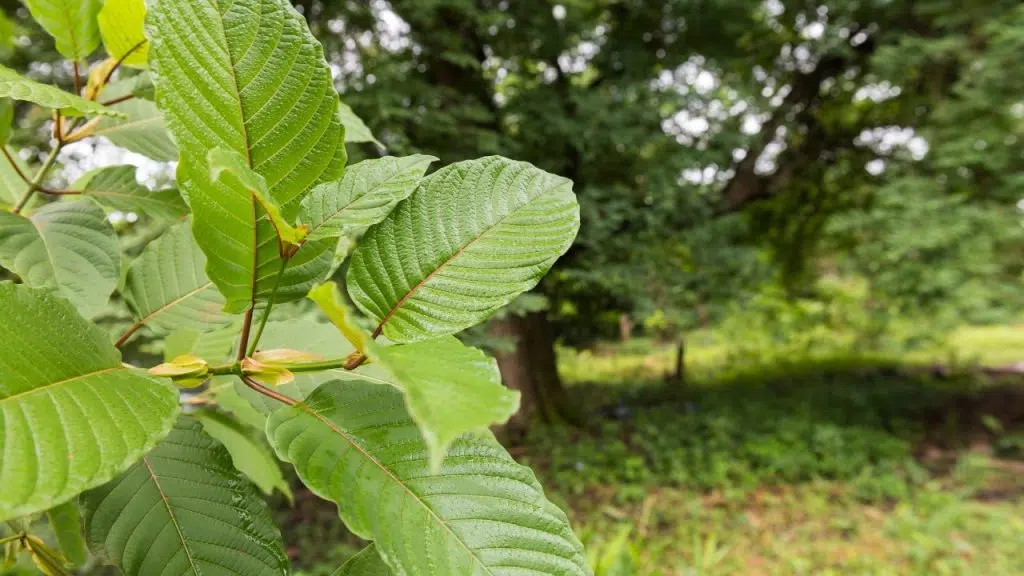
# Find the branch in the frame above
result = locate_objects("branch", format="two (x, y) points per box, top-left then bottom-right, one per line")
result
(236, 306), (255, 361)
(241, 375), (298, 407)
(99, 39), (148, 89)
(1, 146), (32, 187)
(717, 37), (878, 215)
(100, 93), (135, 107)
(114, 321), (144, 349)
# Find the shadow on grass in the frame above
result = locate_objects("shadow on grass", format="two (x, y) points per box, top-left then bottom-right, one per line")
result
(520, 354), (1024, 500)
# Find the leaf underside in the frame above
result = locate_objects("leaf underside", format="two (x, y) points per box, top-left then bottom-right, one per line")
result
(0, 198), (120, 318)
(332, 544), (390, 576)
(95, 79), (177, 161)
(347, 155), (580, 342)
(22, 0), (101, 60)
(82, 417), (289, 576)
(299, 154), (436, 242)
(148, 0), (346, 313)
(267, 380), (590, 575)
(0, 284), (179, 521)
(75, 165), (187, 219)
(0, 64), (123, 117)
(123, 221), (230, 334)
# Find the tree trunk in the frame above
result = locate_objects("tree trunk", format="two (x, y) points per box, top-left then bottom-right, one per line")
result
(618, 314), (634, 341)
(670, 337), (685, 387)
(488, 311), (579, 440)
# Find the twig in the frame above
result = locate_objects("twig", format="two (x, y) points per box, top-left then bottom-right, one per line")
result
(72, 61), (82, 95)
(1, 146), (32, 187)
(100, 39), (149, 88)
(100, 93), (135, 107)
(247, 258), (289, 356)
(114, 321), (144, 349)
(241, 375), (298, 407)
(237, 306), (255, 361)
(12, 145), (62, 215)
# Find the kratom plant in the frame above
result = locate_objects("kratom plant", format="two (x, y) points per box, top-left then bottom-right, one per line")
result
(0, 0), (588, 574)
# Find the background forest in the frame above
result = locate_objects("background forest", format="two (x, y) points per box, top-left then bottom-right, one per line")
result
(1, 0), (1023, 574)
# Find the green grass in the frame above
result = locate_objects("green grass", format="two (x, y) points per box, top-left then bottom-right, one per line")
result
(538, 333), (1024, 576)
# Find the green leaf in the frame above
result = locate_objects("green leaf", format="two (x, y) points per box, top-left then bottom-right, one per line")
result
(366, 337), (520, 471)
(347, 156), (580, 342)
(198, 148), (329, 314)
(332, 545), (390, 576)
(0, 284), (179, 521)
(163, 323), (239, 363)
(338, 101), (380, 146)
(0, 98), (12, 144)
(209, 148), (307, 249)
(94, 79), (176, 161)
(46, 501), (88, 567)
(308, 281), (369, 353)
(0, 145), (27, 206)
(299, 155), (436, 242)
(0, 65), (123, 117)
(122, 220), (229, 334)
(82, 417), (289, 576)
(73, 165), (186, 219)
(0, 198), (120, 318)
(147, 0), (346, 312)
(22, 0), (101, 60)
(194, 410), (291, 499)
(267, 380), (589, 575)
(97, 0), (147, 68)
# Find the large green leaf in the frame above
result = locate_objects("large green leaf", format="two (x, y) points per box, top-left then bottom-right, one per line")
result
(267, 380), (590, 575)
(366, 337), (520, 471)
(122, 221), (229, 335)
(299, 155), (436, 242)
(0, 284), (179, 521)
(333, 545), (390, 576)
(94, 80), (176, 161)
(194, 409), (291, 499)
(0, 65), (122, 117)
(22, 0), (101, 60)
(347, 156), (580, 342)
(46, 501), (88, 566)
(74, 165), (186, 219)
(148, 0), (345, 313)
(97, 0), (148, 68)
(82, 417), (289, 576)
(0, 198), (120, 318)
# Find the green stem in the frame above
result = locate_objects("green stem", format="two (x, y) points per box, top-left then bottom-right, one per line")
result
(207, 356), (354, 376)
(12, 145), (61, 215)
(0, 534), (22, 546)
(247, 257), (289, 356)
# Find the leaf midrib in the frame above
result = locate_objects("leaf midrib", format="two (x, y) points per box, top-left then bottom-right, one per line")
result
(305, 162), (426, 238)
(142, 456), (201, 574)
(300, 403), (495, 575)
(372, 182), (564, 336)
(0, 366), (122, 405)
(132, 281), (215, 324)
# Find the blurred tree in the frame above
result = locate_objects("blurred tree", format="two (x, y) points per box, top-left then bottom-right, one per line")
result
(311, 0), (1024, 432)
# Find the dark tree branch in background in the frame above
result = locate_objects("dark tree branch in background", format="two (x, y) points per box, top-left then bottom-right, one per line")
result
(718, 36), (877, 215)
